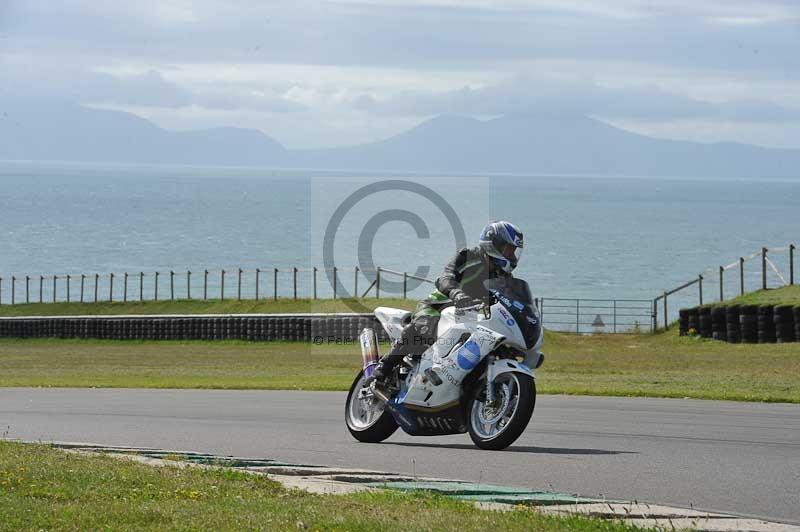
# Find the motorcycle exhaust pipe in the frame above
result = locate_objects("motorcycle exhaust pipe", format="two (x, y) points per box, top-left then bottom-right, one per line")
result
(359, 328), (379, 377)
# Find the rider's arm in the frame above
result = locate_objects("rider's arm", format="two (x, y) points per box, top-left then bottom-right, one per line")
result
(435, 248), (468, 298)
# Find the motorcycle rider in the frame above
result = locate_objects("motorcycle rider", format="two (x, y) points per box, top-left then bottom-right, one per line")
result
(369, 220), (524, 386)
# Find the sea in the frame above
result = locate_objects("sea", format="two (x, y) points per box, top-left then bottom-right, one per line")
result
(0, 160), (798, 325)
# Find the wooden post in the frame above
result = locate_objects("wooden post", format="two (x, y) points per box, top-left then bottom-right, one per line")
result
(53, 275), (57, 303)
(576, 299), (580, 334)
(80, 275), (85, 303)
(761, 247), (768, 290)
(790, 244), (795, 285)
(66, 275), (71, 303)
(719, 266), (724, 301)
(293, 267), (298, 300)
(109, 273), (114, 302)
(255, 269), (260, 300)
(613, 300), (617, 333)
(25, 276), (30, 303)
(94, 274), (99, 303)
(11, 276), (15, 305)
(170, 270), (175, 300)
(739, 257), (745, 296)
(333, 267), (337, 299)
(698, 274), (703, 306)
(139, 272), (144, 302)
(154, 272), (159, 301)
(273, 268), (278, 300)
(203, 270), (208, 300)
(376, 267), (381, 299)
(403, 272), (408, 300)
(354, 266), (359, 298)
(0, 277), (3, 305)
(123, 273), (128, 302)
(663, 292), (668, 330)
(237, 268), (242, 301)
(187, 270), (191, 299)
(40, 276), (44, 303)
(313, 267), (317, 300)
(220, 270), (225, 300)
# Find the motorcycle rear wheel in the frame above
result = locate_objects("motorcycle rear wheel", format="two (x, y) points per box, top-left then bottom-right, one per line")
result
(345, 370), (398, 443)
(467, 372), (535, 450)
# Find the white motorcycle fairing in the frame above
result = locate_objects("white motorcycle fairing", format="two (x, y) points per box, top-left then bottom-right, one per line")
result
(382, 300), (541, 436)
(374, 307), (411, 341)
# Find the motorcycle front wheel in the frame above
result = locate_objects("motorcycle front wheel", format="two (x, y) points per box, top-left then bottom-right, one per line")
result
(467, 372), (535, 450)
(344, 370), (398, 443)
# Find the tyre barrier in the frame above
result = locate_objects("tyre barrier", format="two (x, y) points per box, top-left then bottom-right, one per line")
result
(726, 305), (741, 344)
(774, 305), (796, 344)
(710, 306), (727, 342)
(739, 305), (758, 344)
(0, 314), (392, 343)
(678, 308), (690, 336)
(757, 306), (776, 344)
(698, 306), (713, 338)
(679, 303), (798, 344)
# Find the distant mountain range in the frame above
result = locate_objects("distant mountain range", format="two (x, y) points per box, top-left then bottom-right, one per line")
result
(2, 99), (799, 179)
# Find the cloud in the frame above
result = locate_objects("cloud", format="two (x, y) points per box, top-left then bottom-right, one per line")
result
(353, 76), (800, 123)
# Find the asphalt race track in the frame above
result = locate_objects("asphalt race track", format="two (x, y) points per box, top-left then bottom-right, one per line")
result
(1, 388), (798, 525)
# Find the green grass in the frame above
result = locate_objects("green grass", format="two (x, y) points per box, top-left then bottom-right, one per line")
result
(1, 329), (798, 402)
(726, 285), (800, 306)
(0, 297), (417, 316)
(0, 441), (631, 532)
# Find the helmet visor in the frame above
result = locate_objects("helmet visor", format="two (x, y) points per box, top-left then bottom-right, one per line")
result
(499, 242), (523, 264)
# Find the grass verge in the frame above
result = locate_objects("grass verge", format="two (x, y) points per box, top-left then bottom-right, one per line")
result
(0, 440), (629, 531)
(0, 329), (798, 402)
(726, 285), (800, 306)
(0, 298), (417, 317)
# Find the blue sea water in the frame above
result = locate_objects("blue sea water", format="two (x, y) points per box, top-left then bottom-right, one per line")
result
(0, 161), (797, 324)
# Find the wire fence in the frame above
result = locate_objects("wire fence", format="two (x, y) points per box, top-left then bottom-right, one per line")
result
(653, 243), (796, 330)
(0, 242), (793, 334)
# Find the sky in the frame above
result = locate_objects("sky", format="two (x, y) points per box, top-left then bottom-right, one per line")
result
(2, 0), (800, 149)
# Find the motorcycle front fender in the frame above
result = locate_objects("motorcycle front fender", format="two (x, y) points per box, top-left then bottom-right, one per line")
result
(487, 357), (535, 380)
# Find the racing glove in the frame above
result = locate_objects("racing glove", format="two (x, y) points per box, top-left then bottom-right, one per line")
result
(451, 289), (474, 308)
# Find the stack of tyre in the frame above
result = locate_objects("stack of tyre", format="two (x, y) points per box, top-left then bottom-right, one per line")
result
(679, 304), (799, 343)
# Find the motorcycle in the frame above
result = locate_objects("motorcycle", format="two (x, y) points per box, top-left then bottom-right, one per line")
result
(345, 277), (544, 450)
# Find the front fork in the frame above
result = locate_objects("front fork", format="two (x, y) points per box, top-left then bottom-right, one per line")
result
(485, 354), (496, 404)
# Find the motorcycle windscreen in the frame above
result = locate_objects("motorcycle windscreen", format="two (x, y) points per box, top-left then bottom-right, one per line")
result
(483, 277), (541, 349)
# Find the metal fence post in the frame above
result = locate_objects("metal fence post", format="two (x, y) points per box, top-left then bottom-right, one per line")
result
(255, 269), (260, 300)
(333, 267), (337, 299)
(576, 299), (580, 334)
(187, 270), (191, 299)
(123, 273), (128, 302)
(719, 266), (724, 301)
(220, 270), (225, 300)
(53, 275), (57, 303)
(663, 292), (668, 330)
(790, 244), (795, 285)
(313, 267), (317, 300)
(154, 272), (159, 301)
(698, 274), (703, 306)
(293, 267), (298, 300)
(237, 268), (242, 301)
(170, 270), (175, 300)
(613, 300), (617, 333)
(11, 276), (15, 305)
(66, 275), (71, 303)
(739, 257), (745, 295)
(539, 297), (545, 326)
(273, 268), (278, 300)
(80, 274), (85, 303)
(94, 274), (99, 303)
(652, 299), (657, 332)
(26, 275), (30, 303)
(761, 247), (768, 290)
(0, 277), (3, 305)
(109, 273), (114, 302)
(203, 270), (208, 300)
(139, 272), (144, 301)
(403, 272), (408, 299)
(376, 267), (381, 299)
(354, 266), (359, 298)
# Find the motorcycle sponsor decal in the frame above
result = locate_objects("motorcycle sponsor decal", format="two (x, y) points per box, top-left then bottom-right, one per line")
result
(506, 318), (516, 327)
(456, 340), (481, 370)
(440, 367), (461, 386)
(498, 307), (511, 320)
(512, 301), (525, 311)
